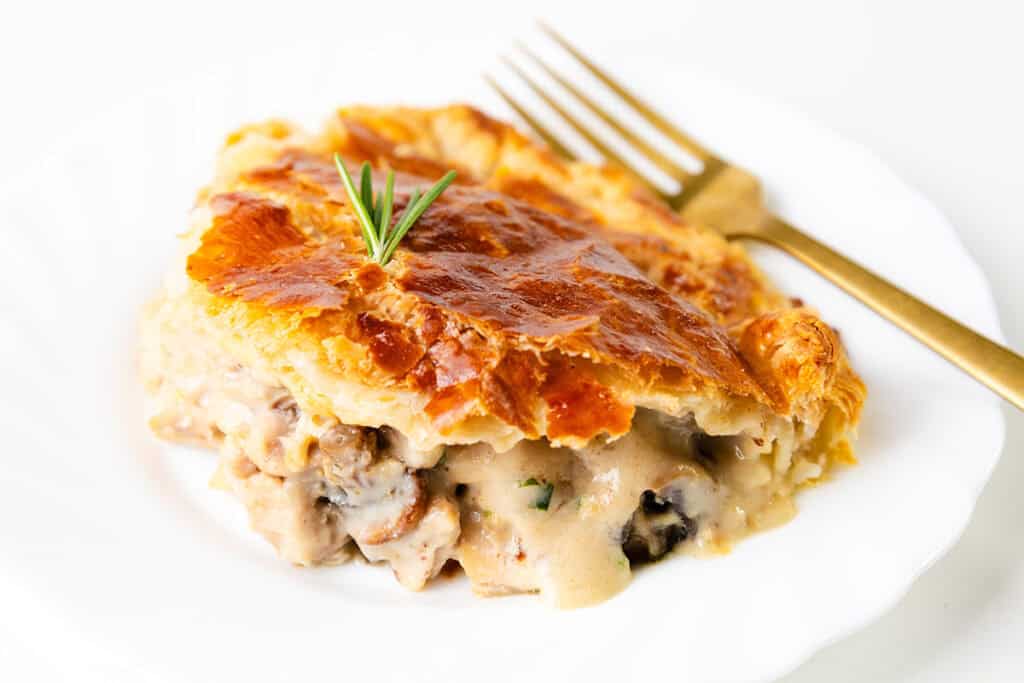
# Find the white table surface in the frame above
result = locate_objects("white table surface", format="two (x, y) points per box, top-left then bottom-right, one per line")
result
(2, 1), (1021, 680)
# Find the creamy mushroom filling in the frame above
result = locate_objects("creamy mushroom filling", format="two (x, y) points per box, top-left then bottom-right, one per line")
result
(436, 411), (803, 607)
(144, 313), (830, 606)
(141, 307), (459, 587)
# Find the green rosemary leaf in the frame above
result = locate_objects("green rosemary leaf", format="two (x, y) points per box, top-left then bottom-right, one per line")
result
(393, 187), (421, 237)
(335, 154), (455, 266)
(412, 170), (457, 219)
(334, 154), (379, 256)
(378, 171), (396, 245)
(381, 187), (421, 262)
(359, 162), (374, 220)
(372, 190), (383, 231)
(530, 483), (555, 511)
(380, 171), (456, 264)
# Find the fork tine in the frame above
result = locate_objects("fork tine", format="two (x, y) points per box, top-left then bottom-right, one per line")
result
(500, 57), (667, 198)
(516, 43), (694, 184)
(485, 75), (577, 161)
(538, 22), (719, 165)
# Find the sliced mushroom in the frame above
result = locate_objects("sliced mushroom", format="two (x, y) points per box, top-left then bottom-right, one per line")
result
(269, 394), (300, 429)
(345, 470), (429, 546)
(315, 423), (379, 488)
(312, 422), (429, 546)
(378, 426), (446, 468)
(621, 490), (698, 564)
(359, 496), (461, 590)
(218, 454), (352, 566)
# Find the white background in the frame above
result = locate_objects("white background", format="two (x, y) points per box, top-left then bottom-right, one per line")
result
(1, 1), (1020, 680)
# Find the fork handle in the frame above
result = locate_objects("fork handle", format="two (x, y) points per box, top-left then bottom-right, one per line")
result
(745, 215), (1024, 412)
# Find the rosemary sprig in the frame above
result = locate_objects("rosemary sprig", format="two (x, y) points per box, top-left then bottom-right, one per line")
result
(531, 483), (555, 511)
(519, 477), (555, 511)
(334, 153), (456, 265)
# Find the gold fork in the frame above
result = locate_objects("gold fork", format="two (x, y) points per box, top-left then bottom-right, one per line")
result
(486, 24), (1024, 412)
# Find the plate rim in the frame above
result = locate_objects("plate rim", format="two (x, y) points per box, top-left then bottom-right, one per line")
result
(0, 50), (1008, 683)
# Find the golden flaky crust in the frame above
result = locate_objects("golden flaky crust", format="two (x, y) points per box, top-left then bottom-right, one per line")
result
(180, 104), (864, 451)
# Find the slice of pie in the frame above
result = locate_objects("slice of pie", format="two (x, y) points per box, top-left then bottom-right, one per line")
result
(139, 104), (865, 607)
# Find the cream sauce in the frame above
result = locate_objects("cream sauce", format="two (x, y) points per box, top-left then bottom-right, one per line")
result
(144, 291), (830, 607)
(441, 411), (802, 608)
(142, 293), (459, 587)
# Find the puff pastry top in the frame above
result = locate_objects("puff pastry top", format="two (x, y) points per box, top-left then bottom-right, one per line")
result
(181, 104), (864, 450)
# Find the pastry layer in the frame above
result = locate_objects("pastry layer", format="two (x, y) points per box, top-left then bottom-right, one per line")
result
(140, 104), (865, 607)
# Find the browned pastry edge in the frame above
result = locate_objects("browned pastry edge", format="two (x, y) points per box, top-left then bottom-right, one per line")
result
(185, 105), (864, 443)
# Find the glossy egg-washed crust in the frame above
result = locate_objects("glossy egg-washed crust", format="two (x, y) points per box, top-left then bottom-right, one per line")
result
(182, 104), (864, 451)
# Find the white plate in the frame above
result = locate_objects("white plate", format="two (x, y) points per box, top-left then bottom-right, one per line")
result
(0, 39), (1006, 683)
